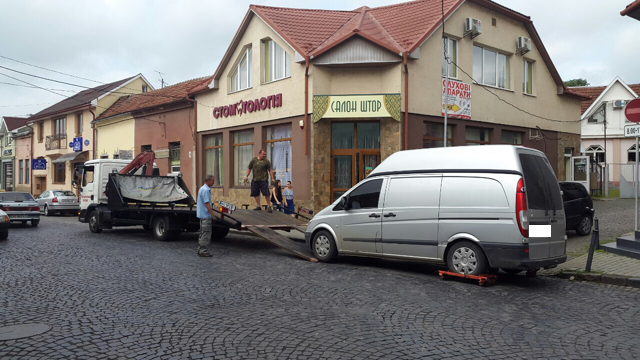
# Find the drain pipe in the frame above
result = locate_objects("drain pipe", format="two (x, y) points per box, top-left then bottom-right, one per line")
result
(89, 106), (96, 159)
(403, 52), (409, 150)
(186, 95), (197, 189)
(29, 124), (34, 195)
(304, 56), (310, 155)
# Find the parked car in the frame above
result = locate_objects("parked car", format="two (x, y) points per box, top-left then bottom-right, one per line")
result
(0, 192), (40, 227)
(305, 145), (567, 276)
(0, 209), (9, 239)
(559, 182), (594, 236)
(36, 190), (80, 216)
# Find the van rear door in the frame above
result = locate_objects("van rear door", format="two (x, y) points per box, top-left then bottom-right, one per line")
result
(518, 152), (566, 259)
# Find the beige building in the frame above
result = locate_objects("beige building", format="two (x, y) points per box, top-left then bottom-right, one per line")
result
(193, 0), (585, 212)
(27, 75), (152, 196)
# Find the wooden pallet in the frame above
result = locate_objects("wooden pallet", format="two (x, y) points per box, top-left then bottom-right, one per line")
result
(245, 226), (317, 262)
(438, 270), (497, 286)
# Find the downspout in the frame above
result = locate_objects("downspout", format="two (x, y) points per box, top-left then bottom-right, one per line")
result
(29, 125), (34, 195)
(403, 52), (409, 150)
(186, 95), (197, 190)
(304, 57), (310, 155)
(89, 106), (96, 160)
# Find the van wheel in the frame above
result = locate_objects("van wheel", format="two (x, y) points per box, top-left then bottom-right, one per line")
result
(312, 230), (337, 262)
(576, 216), (592, 236)
(89, 211), (101, 233)
(446, 241), (488, 275)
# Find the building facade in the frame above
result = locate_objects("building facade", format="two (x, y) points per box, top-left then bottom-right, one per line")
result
(12, 124), (33, 194)
(27, 75), (152, 196)
(193, 0), (584, 212)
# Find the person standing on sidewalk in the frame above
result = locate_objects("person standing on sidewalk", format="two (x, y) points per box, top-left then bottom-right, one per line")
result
(243, 149), (275, 212)
(196, 175), (217, 257)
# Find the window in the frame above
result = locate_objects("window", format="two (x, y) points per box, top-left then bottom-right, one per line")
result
(344, 179), (383, 210)
(441, 177), (509, 208)
(560, 183), (582, 202)
(142, 85), (148, 93)
(523, 60), (533, 95)
(169, 142), (181, 172)
(266, 124), (292, 183)
(465, 127), (490, 145)
(385, 177), (441, 208)
(141, 145), (152, 153)
(331, 122), (380, 149)
(82, 165), (94, 186)
(25, 159), (29, 184)
(473, 45), (509, 89)
(38, 122), (44, 143)
(629, 145), (637, 163)
(53, 117), (66, 138)
(501, 130), (522, 145)
(519, 154), (563, 211)
(585, 145), (605, 163)
(230, 47), (252, 92)
(264, 39), (291, 83)
(53, 162), (65, 184)
(587, 103), (606, 123)
(233, 130), (254, 185)
(112, 153), (119, 159)
(19, 160), (23, 184)
(76, 113), (83, 136)
(424, 122), (452, 148)
(442, 37), (457, 78)
(204, 134), (223, 186)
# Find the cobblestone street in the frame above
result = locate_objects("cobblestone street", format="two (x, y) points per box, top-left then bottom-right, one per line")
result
(1, 216), (640, 359)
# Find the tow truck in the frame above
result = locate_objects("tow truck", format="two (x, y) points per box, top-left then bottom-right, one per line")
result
(77, 151), (316, 261)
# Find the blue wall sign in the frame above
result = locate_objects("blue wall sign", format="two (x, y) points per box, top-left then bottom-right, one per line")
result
(32, 159), (47, 170)
(72, 137), (83, 152)
(84, 139), (90, 146)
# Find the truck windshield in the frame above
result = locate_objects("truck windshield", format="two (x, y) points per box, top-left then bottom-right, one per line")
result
(0, 193), (35, 202)
(83, 166), (95, 186)
(519, 154), (563, 211)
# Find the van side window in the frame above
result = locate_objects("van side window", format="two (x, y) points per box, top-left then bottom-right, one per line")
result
(440, 177), (508, 208)
(346, 179), (383, 209)
(385, 177), (441, 208)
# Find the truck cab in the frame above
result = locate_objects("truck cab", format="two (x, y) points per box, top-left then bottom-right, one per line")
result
(78, 159), (130, 220)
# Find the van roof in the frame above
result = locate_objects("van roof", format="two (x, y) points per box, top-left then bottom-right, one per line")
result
(368, 145), (543, 177)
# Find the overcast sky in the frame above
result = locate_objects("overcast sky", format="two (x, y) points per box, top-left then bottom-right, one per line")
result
(1, 0), (638, 117)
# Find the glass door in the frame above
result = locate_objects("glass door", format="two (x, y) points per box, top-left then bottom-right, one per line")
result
(571, 156), (590, 193)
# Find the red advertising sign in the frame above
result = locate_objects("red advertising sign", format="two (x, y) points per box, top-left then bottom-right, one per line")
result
(625, 98), (640, 123)
(213, 93), (282, 119)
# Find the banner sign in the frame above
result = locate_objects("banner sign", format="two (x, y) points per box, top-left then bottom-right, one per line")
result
(213, 93), (282, 119)
(313, 94), (401, 122)
(442, 79), (471, 120)
(32, 159), (46, 170)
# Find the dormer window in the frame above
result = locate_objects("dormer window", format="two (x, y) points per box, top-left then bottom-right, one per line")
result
(264, 39), (291, 83)
(230, 47), (252, 93)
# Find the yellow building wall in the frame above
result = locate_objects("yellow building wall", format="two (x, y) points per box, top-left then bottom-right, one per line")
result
(95, 114), (135, 159)
(96, 77), (151, 117)
(409, 1), (581, 134)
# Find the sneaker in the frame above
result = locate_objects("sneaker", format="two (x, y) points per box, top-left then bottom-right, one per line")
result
(198, 247), (213, 257)
(267, 206), (273, 213)
(253, 207), (262, 211)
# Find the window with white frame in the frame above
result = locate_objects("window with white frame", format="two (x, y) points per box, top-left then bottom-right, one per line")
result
(264, 40), (291, 83)
(523, 60), (533, 95)
(473, 45), (509, 89)
(585, 145), (605, 163)
(441, 37), (457, 78)
(587, 103), (606, 123)
(230, 47), (252, 93)
(629, 145), (637, 163)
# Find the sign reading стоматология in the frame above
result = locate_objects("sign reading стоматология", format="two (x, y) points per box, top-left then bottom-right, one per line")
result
(442, 78), (471, 120)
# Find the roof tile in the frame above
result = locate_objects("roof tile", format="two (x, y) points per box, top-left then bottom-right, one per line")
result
(570, 83), (640, 114)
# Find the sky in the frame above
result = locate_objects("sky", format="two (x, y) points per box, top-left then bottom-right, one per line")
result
(0, 0), (638, 118)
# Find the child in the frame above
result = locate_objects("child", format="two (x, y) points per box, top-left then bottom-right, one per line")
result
(270, 179), (284, 212)
(283, 181), (295, 216)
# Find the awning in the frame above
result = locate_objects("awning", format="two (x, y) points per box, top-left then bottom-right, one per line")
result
(52, 151), (87, 164)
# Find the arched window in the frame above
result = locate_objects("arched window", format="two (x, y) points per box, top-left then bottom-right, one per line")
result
(585, 145), (605, 163)
(628, 144), (637, 163)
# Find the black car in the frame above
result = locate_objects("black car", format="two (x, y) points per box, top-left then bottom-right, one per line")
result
(559, 182), (594, 236)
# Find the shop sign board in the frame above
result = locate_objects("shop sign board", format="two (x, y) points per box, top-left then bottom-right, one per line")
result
(442, 78), (471, 120)
(32, 159), (46, 170)
(313, 94), (401, 122)
(213, 93), (283, 119)
(71, 137), (83, 152)
(2, 149), (12, 157)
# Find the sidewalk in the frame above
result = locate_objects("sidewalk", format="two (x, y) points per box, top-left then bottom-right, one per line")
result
(541, 251), (640, 278)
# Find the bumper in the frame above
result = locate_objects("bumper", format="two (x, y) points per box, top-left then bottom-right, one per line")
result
(6, 212), (40, 222)
(50, 204), (80, 211)
(481, 242), (567, 270)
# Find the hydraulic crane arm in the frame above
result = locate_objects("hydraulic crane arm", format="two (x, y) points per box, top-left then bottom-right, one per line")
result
(119, 150), (155, 176)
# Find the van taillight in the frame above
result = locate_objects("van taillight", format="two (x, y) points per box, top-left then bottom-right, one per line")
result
(516, 178), (528, 238)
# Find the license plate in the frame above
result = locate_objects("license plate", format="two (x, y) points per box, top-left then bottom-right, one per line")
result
(62, 199), (76, 203)
(10, 214), (26, 219)
(219, 201), (236, 212)
(530, 225), (551, 238)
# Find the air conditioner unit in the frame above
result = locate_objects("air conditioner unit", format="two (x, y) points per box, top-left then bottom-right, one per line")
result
(516, 37), (531, 55)
(464, 18), (482, 39)
(613, 100), (626, 109)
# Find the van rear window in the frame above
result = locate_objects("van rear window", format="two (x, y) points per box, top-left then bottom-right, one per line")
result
(519, 154), (563, 211)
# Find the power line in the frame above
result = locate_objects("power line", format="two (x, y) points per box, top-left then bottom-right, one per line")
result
(0, 102), (54, 108)
(0, 81), (79, 92)
(0, 54), (106, 85)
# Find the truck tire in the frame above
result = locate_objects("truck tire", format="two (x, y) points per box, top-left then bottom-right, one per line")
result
(0, 230), (8, 240)
(211, 226), (230, 240)
(152, 215), (179, 241)
(89, 211), (101, 233)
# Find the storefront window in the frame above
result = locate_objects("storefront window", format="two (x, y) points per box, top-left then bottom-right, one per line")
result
(264, 40), (291, 83)
(501, 131), (522, 145)
(465, 127), (491, 146)
(233, 130), (254, 185)
(204, 134), (223, 186)
(423, 122), (452, 148)
(356, 123), (380, 149)
(53, 162), (65, 184)
(169, 142), (181, 173)
(331, 123), (354, 149)
(266, 124), (292, 183)
(25, 158), (29, 184)
(19, 160), (23, 184)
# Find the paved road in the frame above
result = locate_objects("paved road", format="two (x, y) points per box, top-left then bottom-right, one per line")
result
(1, 216), (640, 359)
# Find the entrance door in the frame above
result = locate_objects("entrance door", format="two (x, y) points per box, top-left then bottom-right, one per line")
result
(3, 162), (13, 191)
(331, 122), (381, 202)
(570, 156), (590, 192)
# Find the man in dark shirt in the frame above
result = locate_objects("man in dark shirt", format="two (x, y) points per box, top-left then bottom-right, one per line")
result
(244, 149), (275, 212)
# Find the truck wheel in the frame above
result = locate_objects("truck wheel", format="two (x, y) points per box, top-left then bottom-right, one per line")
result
(89, 211), (101, 233)
(0, 230), (8, 240)
(446, 241), (488, 276)
(312, 230), (337, 262)
(152, 215), (174, 241)
(211, 226), (230, 240)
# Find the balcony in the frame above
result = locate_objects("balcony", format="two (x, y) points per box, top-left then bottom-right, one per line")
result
(46, 134), (67, 151)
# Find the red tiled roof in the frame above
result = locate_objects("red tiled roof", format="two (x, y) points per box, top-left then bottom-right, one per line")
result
(621, 0), (640, 18)
(2, 116), (28, 131)
(95, 77), (209, 121)
(569, 83), (640, 114)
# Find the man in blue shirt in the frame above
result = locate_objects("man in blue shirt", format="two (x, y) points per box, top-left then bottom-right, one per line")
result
(197, 174), (217, 257)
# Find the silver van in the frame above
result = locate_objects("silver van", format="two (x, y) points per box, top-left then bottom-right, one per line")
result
(305, 145), (567, 275)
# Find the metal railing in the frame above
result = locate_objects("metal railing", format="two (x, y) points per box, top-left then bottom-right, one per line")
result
(45, 134), (67, 151)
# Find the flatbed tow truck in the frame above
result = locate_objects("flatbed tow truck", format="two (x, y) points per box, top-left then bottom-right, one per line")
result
(77, 151), (316, 262)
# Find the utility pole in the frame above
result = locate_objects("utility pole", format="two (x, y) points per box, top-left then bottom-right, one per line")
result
(603, 104), (608, 196)
(443, 38), (449, 148)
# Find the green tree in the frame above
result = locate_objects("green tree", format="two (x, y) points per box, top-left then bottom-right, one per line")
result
(564, 78), (589, 87)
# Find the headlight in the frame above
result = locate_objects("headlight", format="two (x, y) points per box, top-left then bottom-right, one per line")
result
(2, 216), (8, 222)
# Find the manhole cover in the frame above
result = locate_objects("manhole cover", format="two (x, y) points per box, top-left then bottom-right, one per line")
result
(0, 324), (51, 341)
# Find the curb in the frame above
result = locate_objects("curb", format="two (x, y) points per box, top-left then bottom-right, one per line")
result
(553, 271), (640, 289)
